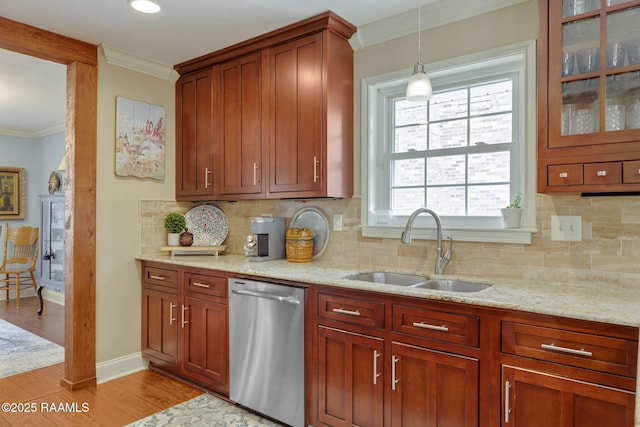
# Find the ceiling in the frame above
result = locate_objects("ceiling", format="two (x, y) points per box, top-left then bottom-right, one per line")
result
(0, 0), (526, 137)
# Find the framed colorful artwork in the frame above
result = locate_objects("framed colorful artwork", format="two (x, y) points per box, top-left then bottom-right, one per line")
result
(0, 167), (25, 220)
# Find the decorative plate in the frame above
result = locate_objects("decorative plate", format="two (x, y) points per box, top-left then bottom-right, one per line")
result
(289, 206), (330, 259)
(184, 205), (229, 246)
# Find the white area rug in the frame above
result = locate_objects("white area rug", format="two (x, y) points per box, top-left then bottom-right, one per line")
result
(126, 393), (284, 427)
(0, 318), (64, 378)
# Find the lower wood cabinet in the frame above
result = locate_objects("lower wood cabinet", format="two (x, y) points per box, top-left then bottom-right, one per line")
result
(141, 262), (230, 395)
(141, 286), (179, 371)
(317, 326), (384, 427)
(391, 342), (478, 427)
(502, 365), (635, 426)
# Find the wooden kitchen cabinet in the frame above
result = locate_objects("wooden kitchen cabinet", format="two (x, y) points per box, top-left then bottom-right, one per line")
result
(498, 313), (638, 426)
(141, 262), (230, 395)
(538, 0), (640, 193)
(312, 289), (484, 427)
(317, 326), (384, 427)
(141, 263), (180, 373)
(176, 68), (214, 200)
(391, 342), (478, 427)
(174, 11), (356, 201)
(502, 365), (635, 426)
(213, 52), (264, 198)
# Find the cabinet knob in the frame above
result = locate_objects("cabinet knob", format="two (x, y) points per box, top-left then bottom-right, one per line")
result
(559, 172), (568, 178)
(596, 170), (607, 177)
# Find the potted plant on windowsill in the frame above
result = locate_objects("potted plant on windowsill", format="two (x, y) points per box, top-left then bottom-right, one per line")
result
(500, 192), (523, 228)
(164, 212), (186, 246)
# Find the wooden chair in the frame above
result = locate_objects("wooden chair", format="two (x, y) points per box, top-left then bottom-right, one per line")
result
(0, 223), (39, 307)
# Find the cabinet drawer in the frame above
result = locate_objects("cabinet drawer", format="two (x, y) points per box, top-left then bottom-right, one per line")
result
(393, 304), (479, 348)
(584, 162), (622, 185)
(502, 321), (637, 378)
(143, 265), (178, 289)
(623, 160), (640, 183)
(547, 164), (583, 186)
(184, 272), (227, 299)
(317, 293), (385, 329)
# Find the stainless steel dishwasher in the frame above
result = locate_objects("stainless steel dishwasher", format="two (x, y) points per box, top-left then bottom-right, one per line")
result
(229, 277), (305, 427)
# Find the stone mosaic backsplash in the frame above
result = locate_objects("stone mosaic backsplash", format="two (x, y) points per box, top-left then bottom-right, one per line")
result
(139, 194), (640, 289)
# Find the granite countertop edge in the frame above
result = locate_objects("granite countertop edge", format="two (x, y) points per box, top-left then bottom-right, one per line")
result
(137, 253), (640, 328)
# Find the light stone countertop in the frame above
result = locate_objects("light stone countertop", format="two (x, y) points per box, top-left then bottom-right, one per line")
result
(137, 253), (640, 425)
(138, 253), (640, 327)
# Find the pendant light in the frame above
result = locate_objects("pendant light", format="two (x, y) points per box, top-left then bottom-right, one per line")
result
(405, 3), (433, 102)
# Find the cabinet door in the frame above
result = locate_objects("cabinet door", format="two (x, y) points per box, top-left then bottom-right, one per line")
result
(214, 52), (263, 197)
(502, 365), (635, 427)
(181, 295), (228, 393)
(176, 68), (214, 199)
(39, 195), (65, 291)
(317, 326), (384, 427)
(142, 287), (179, 368)
(267, 32), (323, 196)
(391, 342), (479, 427)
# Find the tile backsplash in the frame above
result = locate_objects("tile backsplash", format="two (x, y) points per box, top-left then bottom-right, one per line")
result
(139, 194), (640, 289)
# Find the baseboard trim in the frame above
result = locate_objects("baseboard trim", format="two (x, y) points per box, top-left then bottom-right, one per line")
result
(96, 352), (147, 384)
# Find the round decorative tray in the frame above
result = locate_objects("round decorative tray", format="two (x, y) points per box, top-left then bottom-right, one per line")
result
(184, 205), (229, 246)
(289, 206), (330, 260)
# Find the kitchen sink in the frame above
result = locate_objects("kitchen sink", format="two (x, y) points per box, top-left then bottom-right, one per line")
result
(412, 279), (491, 293)
(343, 271), (429, 287)
(343, 272), (491, 293)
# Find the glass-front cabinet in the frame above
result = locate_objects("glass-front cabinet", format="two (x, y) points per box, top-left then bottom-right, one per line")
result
(39, 194), (65, 292)
(539, 0), (640, 193)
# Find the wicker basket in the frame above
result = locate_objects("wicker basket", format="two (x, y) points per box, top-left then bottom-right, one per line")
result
(286, 228), (314, 262)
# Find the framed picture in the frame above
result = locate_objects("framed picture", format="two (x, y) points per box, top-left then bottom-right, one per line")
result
(0, 167), (25, 220)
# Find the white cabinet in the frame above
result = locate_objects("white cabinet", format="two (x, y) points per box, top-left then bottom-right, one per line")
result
(39, 194), (65, 292)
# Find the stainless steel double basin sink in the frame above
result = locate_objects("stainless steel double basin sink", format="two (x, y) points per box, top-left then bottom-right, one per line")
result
(343, 271), (491, 293)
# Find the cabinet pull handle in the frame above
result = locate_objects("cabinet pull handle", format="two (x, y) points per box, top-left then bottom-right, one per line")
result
(253, 162), (259, 186)
(504, 380), (511, 423)
(205, 167), (212, 188)
(181, 305), (188, 328)
(191, 282), (211, 288)
(391, 355), (399, 391)
(373, 350), (381, 385)
(169, 302), (176, 325)
(541, 343), (592, 357)
(332, 308), (361, 316)
(559, 172), (568, 178)
(149, 275), (166, 280)
(412, 321), (449, 332)
(313, 156), (320, 183)
(596, 170), (607, 177)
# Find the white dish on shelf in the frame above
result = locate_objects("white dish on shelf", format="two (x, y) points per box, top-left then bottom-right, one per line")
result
(184, 205), (229, 246)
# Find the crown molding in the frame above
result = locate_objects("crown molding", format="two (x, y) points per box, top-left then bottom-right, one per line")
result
(101, 44), (179, 81)
(350, 0), (529, 50)
(0, 121), (66, 139)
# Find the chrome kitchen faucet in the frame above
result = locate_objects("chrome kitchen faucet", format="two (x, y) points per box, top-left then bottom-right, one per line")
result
(401, 208), (453, 275)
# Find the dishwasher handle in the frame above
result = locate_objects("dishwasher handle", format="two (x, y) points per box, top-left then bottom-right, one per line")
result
(232, 288), (301, 305)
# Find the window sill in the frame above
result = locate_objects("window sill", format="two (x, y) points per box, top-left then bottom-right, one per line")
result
(361, 225), (537, 244)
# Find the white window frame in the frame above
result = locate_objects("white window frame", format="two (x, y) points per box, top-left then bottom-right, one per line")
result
(360, 40), (537, 244)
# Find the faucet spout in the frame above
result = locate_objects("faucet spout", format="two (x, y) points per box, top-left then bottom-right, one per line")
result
(401, 208), (452, 275)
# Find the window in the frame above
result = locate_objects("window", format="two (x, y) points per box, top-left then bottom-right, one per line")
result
(361, 41), (536, 244)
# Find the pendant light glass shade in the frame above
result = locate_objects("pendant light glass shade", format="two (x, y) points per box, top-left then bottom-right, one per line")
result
(406, 3), (432, 102)
(406, 63), (432, 101)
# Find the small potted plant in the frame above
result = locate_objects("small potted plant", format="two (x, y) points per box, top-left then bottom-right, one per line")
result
(500, 192), (523, 228)
(164, 212), (186, 246)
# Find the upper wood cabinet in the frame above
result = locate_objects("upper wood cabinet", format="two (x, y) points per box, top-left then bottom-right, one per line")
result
(538, 0), (640, 193)
(176, 68), (214, 199)
(175, 12), (356, 201)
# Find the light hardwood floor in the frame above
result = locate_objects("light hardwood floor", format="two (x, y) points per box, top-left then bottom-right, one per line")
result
(0, 297), (203, 426)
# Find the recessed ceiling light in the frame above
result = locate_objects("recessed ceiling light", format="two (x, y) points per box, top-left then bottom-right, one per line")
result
(129, 0), (161, 14)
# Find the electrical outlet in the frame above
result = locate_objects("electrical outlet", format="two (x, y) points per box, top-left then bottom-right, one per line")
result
(333, 214), (343, 231)
(550, 215), (582, 241)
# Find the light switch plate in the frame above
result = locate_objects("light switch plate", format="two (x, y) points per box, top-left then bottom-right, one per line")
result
(333, 214), (343, 231)
(550, 215), (582, 241)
